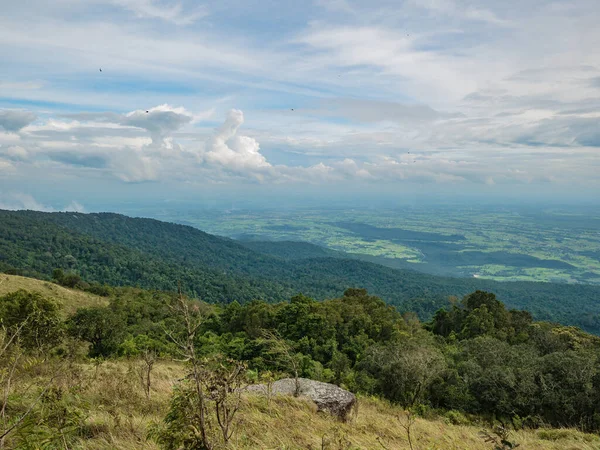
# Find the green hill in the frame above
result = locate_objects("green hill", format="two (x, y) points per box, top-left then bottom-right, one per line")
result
(239, 239), (345, 260)
(1, 209), (600, 333)
(0, 274), (108, 315)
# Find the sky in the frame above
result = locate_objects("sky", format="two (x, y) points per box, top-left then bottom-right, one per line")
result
(0, 0), (599, 211)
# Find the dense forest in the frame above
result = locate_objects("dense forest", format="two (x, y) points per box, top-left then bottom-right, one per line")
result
(2, 209), (600, 333)
(2, 282), (600, 448)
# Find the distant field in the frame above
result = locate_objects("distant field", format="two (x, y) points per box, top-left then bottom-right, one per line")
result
(139, 205), (600, 284)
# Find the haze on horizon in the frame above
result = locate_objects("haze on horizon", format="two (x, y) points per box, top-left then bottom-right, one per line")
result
(1, 0), (599, 212)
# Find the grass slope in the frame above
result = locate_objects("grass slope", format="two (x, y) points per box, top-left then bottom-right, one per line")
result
(18, 360), (600, 450)
(0, 274), (108, 315)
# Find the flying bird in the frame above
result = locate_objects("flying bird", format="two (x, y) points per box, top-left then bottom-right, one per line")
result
(99, 68), (102, 72)
(146, 111), (149, 113)
(291, 108), (294, 111)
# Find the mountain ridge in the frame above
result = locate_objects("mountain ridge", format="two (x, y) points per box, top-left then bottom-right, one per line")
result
(1, 209), (600, 333)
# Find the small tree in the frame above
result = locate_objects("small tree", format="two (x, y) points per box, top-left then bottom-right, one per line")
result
(479, 426), (520, 450)
(139, 349), (157, 399)
(156, 288), (248, 450)
(363, 339), (446, 408)
(200, 358), (246, 445)
(0, 325), (64, 448)
(155, 286), (220, 450)
(261, 330), (302, 396)
(400, 409), (417, 450)
(67, 307), (125, 357)
(0, 290), (64, 351)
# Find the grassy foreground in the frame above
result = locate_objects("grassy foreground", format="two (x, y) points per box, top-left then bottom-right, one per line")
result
(2, 275), (599, 449)
(13, 360), (598, 450)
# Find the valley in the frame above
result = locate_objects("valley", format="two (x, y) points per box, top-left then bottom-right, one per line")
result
(138, 205), (600, 284)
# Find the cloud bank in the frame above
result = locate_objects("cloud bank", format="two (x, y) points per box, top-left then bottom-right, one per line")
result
(1, 0), (599, 199)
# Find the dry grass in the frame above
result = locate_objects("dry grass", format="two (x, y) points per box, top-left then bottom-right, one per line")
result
(47, 360), (599, 450)
(0, 274), (108, 315)
(1, 275), (598, 449)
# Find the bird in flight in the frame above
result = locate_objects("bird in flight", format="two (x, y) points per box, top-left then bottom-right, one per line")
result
(146, 110), (149, 113)
(291, 108), (294, 111)
(99, 68), (102, 72)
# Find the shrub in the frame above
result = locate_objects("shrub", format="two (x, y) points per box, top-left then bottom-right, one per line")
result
(0, 290), (64, 350)
(445, 409), (471, 426)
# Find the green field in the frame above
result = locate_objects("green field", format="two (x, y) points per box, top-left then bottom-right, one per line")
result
(140, 205), (600, 284)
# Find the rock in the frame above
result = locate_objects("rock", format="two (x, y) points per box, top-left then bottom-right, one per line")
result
(245, 378), (357, 421)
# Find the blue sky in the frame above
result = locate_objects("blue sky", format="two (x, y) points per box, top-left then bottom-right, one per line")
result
(1, 0), (599, 211)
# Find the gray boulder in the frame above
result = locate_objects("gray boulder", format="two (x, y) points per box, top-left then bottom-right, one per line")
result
(246, 378), (357, 421)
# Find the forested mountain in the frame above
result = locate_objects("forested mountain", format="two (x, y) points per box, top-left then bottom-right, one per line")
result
(2, 209), (600, 333)
(239, 240), (345, 260)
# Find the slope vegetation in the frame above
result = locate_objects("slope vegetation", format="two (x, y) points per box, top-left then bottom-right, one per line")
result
(0, 274), (107, 315)
(2, 209), (600, 333)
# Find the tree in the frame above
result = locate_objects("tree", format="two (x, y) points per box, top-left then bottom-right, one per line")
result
(158, 288), (212, 450)
(139, 349), (157, 399)
(261, 330), (302, 396)
(0, 290), (63, 351)
(0, 325), (66, 448)
(363, 338), (446, 408)
(67, 307), (125, 357)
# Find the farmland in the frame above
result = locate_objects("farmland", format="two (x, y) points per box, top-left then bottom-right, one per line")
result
(139, 204), (600, 285)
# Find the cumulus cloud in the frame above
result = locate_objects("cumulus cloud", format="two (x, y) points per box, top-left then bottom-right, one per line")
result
(18, 104), (201, 182)
(204, 110), (271, 174)
(64, 104), (196, 145)
(4, 101), (600, 189)
(0, 110), (37, 133)
(122, 104), (194, 142)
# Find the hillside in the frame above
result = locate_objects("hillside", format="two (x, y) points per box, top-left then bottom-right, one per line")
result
(0, 274), (108, 315)
(10, 360), (599, 450)
(2, 276), (600, 448)
(239, 239), (345, 260)
(2, 209), (600, 333)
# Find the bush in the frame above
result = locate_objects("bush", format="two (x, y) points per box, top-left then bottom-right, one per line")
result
(445, 409), (471, 426)
(83, 283), (111, 297)
(537, 429), (600, 442)
(0, 290), (64, 350)
(67, 307), (126, 357)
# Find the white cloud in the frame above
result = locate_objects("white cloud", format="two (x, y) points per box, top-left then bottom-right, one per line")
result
(122, 104), (195, 147)
(63, 200), (86, 212)
(2, 0), (600, 194)
(110, 0), (208, 25)
(204, 109), (271, 174)
(0, 194), (87, 212)
(0, 193), (53, 211)
(1, 145), (29, 161)
(111, 148), (159, 182)
(0, 159), (15, 173)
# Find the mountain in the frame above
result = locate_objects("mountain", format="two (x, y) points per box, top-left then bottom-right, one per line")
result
(1, 209), (600, 333)
(239, 240), (345, 260)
